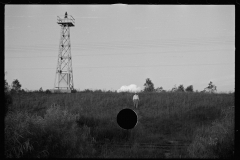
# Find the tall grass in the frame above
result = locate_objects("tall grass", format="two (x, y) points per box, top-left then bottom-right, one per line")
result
(5, 105), (96, 158)
(187, 106), (234, 158)
(5, 91), (234, 158)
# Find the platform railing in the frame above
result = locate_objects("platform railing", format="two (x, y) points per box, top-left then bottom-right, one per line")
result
(57, 15), (75, 25)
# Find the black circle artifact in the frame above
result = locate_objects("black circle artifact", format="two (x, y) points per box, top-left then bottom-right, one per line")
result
(117, 108), (138, 130)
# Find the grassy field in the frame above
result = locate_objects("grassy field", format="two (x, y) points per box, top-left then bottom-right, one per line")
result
(5, 91), (234, 158)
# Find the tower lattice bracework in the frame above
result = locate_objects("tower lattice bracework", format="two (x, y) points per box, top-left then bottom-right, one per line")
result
(54, 12), (75, 92)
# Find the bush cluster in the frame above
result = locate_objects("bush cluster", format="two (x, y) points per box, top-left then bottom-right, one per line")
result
(4, 106), (96, 158)
(187, 106), (234, 158)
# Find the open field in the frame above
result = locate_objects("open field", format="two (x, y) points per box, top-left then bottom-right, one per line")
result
(5, 91), (234, 158)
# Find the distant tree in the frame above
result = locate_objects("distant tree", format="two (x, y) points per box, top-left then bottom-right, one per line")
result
(204, 81), (217, 93)
(5, 72), (10, 92)
(5, 80), (10, 92)
(177, 84), (185, 92)
(39, 87), (43, 92)
(144, 78), (155, 92)
(11, 79), (21, 93)
(185, 85), (193, 92)
(45, 89), (51, 94)
(71, 89), (77, 93)
(171, 84), (178, 92)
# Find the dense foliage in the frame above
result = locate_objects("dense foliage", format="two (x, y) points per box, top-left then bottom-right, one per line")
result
(185, 85), (194, 92)
(144, 78), (155, 92)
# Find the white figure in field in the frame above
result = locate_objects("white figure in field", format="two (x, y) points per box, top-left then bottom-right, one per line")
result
(133, 92), (139, 109)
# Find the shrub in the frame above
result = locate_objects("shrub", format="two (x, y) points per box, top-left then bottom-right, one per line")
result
(71, 89), (77, 93)
(187, 106), (234, 158)
(4, 106), (96, 158)
(185, 85), (193, 92)
(177, 84), (185, 92)
(45, 89), (51, 94)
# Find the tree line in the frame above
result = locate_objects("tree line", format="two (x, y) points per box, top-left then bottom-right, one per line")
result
(143, 78), (217, 93)
(5, 77), (217, 94)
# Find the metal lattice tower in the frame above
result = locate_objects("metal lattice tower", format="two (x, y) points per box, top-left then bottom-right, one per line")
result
(54, 12), (75, 92)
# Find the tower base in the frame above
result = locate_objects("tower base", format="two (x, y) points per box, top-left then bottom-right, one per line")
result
(51, 89), (71, 93)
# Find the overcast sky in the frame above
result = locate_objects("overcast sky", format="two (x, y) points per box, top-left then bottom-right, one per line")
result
(5, 5), (235, 92)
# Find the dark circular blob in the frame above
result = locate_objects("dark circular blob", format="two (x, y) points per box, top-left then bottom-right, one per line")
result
(117, 108), (138, 130)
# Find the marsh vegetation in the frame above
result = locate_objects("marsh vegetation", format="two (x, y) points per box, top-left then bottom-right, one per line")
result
(5, 91), (234, 158)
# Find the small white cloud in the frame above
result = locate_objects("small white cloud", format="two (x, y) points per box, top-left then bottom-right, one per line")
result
(117, 84), (141, 93)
